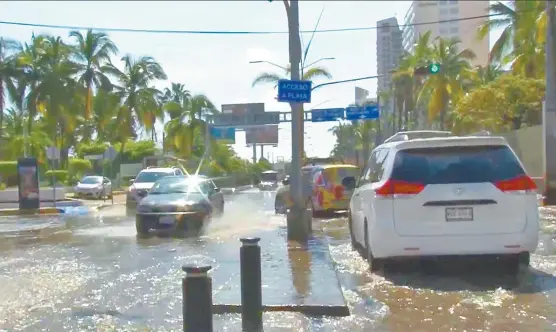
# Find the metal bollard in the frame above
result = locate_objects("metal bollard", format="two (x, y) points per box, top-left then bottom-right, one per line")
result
(182, 265), (213, 332)
(240, 237), (263, 331)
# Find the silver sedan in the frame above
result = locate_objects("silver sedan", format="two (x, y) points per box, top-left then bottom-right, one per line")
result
(74, 176), (112, 199)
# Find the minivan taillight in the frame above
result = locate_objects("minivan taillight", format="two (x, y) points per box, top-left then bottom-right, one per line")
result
(494, 175), (537, 192)
(375, 179), (425, 196)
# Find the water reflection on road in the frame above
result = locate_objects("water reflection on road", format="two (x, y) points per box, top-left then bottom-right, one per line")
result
(1, 190), (556, 331)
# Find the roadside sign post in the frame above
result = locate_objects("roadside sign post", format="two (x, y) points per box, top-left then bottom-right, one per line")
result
(17, 158), (40, 210)
(345, 105), (379, 121)
(103, 146), (118, 205)
(46, 146), (60, 209)
(310, 108), (345, 122)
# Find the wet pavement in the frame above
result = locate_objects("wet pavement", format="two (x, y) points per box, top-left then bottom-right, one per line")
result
(1, 189), (556, 331)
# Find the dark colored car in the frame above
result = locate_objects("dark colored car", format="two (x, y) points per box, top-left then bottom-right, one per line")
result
(135, 175), (224, 237)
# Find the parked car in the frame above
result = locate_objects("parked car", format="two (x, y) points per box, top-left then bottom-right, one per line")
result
(274, 164), (360, 216)
(74, 176), (111, 199)
(135, 175), (225, 237)
(126, 166), (185, 216)
(345, 130), (539, 275)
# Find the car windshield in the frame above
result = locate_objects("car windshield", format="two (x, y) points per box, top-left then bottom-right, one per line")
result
(80, 176), (102, 184)
(391, 145), (526, 184)
(261, 172), (278, 182)
(134, 171), (172, 183)
(149, 178), (209, 195)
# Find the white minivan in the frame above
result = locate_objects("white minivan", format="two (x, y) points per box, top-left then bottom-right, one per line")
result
(344, 131), (539, 274)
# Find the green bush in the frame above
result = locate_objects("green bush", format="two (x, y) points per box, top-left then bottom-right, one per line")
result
(77, 142), (109, 158)
(0, 182), (6, 190)
(0, 161), (18, 187)
(69, 158), (93, 175)
(44, 170), (68, 185)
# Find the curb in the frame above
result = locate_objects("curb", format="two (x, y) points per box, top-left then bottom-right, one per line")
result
(0, 207), (65, 216)
(212, 303), (350, 317)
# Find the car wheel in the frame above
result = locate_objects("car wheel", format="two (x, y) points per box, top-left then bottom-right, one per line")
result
(347, 211), (357, 250)
(135, 219), (150, 237)
(503, 255), (520, 276)
(364, 220), (383, 272)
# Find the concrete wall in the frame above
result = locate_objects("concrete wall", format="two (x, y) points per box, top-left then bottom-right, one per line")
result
(502, 125), (542, 176)
(501, 125), (544, 192)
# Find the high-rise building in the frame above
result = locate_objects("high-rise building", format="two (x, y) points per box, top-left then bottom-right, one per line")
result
(402, 0), (489, 67)
(376, 16), (403, 133)
(376, 17), (404, 96)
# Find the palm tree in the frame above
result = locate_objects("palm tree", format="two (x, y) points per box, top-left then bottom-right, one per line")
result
(0, 37), (20, 140)
(106, 55), (167, 142)
(161, 82), (190, 104)
(251, 64), (332, 88)
(164, 93), (218, 157)
(477, 1), (545, 77)
(69, 29), (118, 140)
(417, 37), (476, 130)
(393, 31), (434, 130)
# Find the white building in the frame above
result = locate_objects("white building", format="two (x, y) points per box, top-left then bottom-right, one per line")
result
(376, 17), (403, 134)
(402, 0), (489, 67)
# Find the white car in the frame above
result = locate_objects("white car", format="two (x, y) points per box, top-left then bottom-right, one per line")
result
(344, 131), (539, 274)
(74, 176), (112, 199)
(126, 167), (185, 215)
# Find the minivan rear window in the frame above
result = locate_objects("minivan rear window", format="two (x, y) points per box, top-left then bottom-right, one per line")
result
(391, 145), (526, 184)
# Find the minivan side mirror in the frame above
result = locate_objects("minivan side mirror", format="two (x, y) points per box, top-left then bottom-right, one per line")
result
(129, 179), (135, 184)
(282, 179), (290, 185)
(214, 187), (220, 193)
(342, 176), (356, 189)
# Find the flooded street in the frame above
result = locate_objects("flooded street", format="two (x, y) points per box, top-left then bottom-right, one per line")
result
(1, 190), (556, 331)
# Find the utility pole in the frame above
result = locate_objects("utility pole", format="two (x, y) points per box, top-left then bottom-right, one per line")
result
(284, 0), (311, 240)
(544, 0), (556, 205)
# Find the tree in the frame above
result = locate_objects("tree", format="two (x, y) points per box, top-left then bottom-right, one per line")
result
(452, 74), (544, 133)
(477, 1), (545, 77)
(69, 29), (118, 140)
(251, 64), (331, 88)
(0, 37), (19, 140)
(106, 55), (167, 142)
(417, 37), (475, 130)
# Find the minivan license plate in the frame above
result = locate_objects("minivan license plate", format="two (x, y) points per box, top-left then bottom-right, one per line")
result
(159, 216), (175, 225)
(445, 207), (473, 222)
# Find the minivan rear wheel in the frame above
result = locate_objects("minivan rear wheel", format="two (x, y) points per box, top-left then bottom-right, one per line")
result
(364, 220), (383, 272)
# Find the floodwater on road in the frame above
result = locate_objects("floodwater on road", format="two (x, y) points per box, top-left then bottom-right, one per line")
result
(1, 189), (556, 331)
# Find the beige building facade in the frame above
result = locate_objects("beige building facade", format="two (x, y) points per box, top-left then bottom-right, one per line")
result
(402, 0), (489, 67)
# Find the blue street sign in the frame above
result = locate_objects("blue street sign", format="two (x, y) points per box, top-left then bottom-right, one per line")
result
(311, 108), (345, 122)
(209, 127), (236, 144)
(345, 105), (379, 121)
(277, 79), (312, 103)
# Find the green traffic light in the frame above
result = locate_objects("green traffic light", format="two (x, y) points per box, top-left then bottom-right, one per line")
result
(429, 63), (440, 74)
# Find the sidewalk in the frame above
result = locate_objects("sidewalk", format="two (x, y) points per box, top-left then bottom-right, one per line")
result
(206, 224), (349, 316)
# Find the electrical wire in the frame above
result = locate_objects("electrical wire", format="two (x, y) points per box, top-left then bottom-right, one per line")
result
(0, 12), (509, 35)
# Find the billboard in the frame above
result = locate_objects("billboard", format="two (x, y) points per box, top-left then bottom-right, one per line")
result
(245, 125), (279, 145)
(209, 127), (236, 144)
(221, 103), (264, 115)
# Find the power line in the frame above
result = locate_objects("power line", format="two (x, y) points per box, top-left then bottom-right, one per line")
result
(0, 13), (506, 35)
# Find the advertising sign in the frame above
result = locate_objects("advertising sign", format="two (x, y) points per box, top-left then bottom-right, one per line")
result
(221, 103), (264, 115)
(17, 158), (40, 210)
(209, 127), (236, 144)
(245, 125), (279, 145)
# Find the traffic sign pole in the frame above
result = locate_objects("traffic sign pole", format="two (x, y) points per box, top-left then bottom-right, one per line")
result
(285, 0), (311, 242)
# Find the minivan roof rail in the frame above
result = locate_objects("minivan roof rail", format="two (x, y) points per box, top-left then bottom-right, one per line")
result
(465, 130), (491, 136)
(383, 130), (453, 143)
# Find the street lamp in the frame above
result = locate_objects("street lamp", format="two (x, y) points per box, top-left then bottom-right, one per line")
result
(302, 57), (335, 70)
(249, 60), (287, 71)
(249, 57), (335, 74)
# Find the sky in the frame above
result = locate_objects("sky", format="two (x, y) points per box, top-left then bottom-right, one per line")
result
(0, 1), (494, 162)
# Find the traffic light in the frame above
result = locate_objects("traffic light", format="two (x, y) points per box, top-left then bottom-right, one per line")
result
(414, 63), (441, 76)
